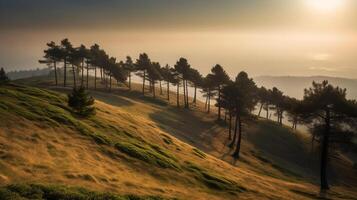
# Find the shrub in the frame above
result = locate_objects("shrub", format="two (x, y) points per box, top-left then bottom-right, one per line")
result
(68, 86), (95, 117)
(0, 68), (9, 84)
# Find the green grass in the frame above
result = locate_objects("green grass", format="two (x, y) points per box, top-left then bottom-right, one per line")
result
(184, 162), (246, 193)
(0, 84), (112, 145)
(115, 141), (180, 170)
(0, 183), (170, 200)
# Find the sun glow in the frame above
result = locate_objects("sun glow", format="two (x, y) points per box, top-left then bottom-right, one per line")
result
(306, 0), (345, 12)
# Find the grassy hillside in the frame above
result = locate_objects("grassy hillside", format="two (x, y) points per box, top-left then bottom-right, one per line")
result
(0, 79), (356, 199)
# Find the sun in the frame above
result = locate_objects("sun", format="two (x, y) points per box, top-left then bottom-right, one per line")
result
(306, 0), (345, 12)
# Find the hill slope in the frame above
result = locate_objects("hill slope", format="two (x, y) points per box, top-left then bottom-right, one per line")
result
(0, 82), (356, 199)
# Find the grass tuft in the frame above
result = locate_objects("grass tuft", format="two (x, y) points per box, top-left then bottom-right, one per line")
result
(185, 162), (246, 192)
(161, 135), (174, 145)
(192, 148), (206, 159)
(115, 142), (180, 170)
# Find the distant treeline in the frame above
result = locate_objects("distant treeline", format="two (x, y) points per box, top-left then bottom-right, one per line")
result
(6, 68), (50, 80)
(255, 76), (357, 100)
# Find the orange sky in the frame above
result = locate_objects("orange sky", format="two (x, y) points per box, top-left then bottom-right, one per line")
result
(1, 0), (356, 78)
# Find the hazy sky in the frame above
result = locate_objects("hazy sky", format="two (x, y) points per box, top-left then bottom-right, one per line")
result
(1, 0), (357, 78)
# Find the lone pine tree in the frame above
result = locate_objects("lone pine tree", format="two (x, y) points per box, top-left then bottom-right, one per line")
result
(68, 86), (96, 117)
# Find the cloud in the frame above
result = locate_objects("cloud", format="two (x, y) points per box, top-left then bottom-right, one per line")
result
(308, 66), (338, 72)
(311, 53), (330, 61)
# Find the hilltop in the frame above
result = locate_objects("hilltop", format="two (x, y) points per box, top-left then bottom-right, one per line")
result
(0, 78), (356, 199)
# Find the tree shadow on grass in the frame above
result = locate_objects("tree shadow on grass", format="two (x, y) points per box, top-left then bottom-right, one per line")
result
(246, 119), (321, 183)
(91, 90), (134, 107)
(148, 106), (224, 154)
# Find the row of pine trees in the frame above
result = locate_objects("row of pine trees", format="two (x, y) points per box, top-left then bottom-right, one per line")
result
(39, 38), (357, 191)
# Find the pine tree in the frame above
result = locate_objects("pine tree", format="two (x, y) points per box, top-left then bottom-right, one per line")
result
(210, 64), (230, 120)
(68, 86), (96, 117)
(300, 81), (357, 191)
(0, 68), (9, 84)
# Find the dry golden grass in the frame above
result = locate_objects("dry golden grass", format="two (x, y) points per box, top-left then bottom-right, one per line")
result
(0, 77), (356, 199)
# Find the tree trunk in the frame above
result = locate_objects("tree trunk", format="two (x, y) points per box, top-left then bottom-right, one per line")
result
(81, 60), (84, 86)
(142, 71), (146, 95)
(94, 66), (97, 90)
(129, 72), (131, 90)
(104, 71), (107, 88)
(266, 104), (269, 119)
(54, 61), (58, 86)
(167, 81), (170, 101)
(64, 58), (67, 87)
(86, 63), (89, 89)
(176, 83), (180, 107)
(72, 64), (76, 88)
(233, 116), (242, 158)
(320, 109), (331, 191)
(228, 111), (232, 140)
(205, 95), (208, 110)
(258, 103), (263, 117)
(277, 109), (280, 123)
(193, 85), (197, 104)
(153, 81), (156, 98)
(183, 80), (186, 107)
(100, 67), (103, 80)
(109, 74), (112, 92)
(185, 80), (189, 108)
(160, 81), (163, 95)
(229, 115), (238, 148)
(207, 89), (211, 113)
(218, 86), (221, 120)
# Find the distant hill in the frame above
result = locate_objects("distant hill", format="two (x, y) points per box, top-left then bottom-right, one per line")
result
(254, 76), (357, 99)
(6, 68), (51, 80)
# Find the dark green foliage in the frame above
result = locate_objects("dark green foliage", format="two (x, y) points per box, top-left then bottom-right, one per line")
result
(115, 142), (180, 170)
(220, 71), (258, 158)
(0, 67), (10, 84)
(174, 58), (191, 108)
(300, 80), (357, 190)
(210, 64), (230, 120)
(135, 53), (151, 94)
(0, 184), (170, 200)
(111, 62), (128, 83)
(68, 86), (96, 117)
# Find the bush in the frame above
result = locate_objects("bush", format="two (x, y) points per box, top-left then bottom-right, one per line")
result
(0, 68), (10, 84)
(68, 86), (95, 117)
